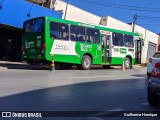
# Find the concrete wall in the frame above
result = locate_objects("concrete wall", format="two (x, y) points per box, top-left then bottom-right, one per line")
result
(0, 0), (61, 28)
(53, 0), (101, 24)
(100, 16), (131, 31)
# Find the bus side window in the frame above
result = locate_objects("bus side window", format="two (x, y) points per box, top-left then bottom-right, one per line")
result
(71, 34), (76, 41)
(50, 22), (60, 39)
(86, 28), (93, 43)
(77, 26), (85, 42)
(70, 25), (78, 41)
(124, 35), (134, 48)
(94, 30), (100, 44)
(86, 28), (100, 44)
(50, 22), (69, 40)
(60, 24), (69, 40)
(112, 33), (124, 46)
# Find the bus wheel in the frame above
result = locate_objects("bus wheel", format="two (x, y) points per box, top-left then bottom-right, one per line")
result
(125, 57), (131, 69)
(78, 55), (92, 70)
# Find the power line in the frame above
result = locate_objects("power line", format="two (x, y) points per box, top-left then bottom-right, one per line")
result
(140, 15), (160, 19)
(138, 24), (160, 26)
(71, 0), (160, 12)
(139, 17), (160, 20)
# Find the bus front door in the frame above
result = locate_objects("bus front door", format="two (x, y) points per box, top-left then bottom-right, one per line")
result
(102, 35), (110, 63)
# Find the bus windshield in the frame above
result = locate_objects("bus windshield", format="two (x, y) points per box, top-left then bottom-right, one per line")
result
(23, 18), (44, 34)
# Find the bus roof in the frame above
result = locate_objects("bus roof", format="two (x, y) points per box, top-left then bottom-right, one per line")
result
(25, 16), (139, 36)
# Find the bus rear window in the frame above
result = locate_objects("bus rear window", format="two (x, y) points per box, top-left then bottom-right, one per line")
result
(24, 18), (44, 34)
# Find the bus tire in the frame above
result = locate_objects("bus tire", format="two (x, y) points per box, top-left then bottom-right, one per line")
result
(78, 55), (92, 70)
(125, 57), (131, 69)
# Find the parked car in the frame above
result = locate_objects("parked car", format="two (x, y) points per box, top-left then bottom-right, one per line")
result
(147, 51), (160, 77)
(147, 62), (160, 106)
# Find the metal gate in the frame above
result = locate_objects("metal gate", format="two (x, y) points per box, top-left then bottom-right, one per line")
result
(147, 42), (157, 61)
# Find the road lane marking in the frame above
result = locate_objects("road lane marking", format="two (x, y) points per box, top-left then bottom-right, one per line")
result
(71, 76), (113, 79)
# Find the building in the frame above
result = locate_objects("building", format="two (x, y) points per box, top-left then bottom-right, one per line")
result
(0, 0), (61, 61)
(134, 25), (158, 63)
(52, 0), (101, 24)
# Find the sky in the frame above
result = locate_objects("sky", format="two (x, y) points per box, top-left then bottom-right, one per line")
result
(63, 0), (160, 34)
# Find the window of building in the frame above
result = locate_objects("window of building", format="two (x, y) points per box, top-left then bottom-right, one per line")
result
(50, 22), (69, 40)
(124, 35), (134, 48)
(112, 33), (124, 46)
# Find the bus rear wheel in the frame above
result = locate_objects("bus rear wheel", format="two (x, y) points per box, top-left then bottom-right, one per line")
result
(125, 57), (131, 69)
(78, 55), (92, 70)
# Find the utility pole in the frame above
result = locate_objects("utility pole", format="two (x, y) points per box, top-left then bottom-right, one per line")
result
(132, 14), (138, 33)
(64, 0), (69, 20)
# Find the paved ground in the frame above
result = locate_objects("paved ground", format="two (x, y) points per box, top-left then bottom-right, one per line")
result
(0, 61), (142, 70)
(0, 61), (159, 120)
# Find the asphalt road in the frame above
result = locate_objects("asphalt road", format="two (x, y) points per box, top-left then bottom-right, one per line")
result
(0, 64), (159, 120)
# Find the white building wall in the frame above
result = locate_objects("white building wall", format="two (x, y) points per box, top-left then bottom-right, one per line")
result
(53, 0), (101, 24)
(145, 30), (158, 61)
(102, 16), (131, 31)
(134, 25), (158, 63)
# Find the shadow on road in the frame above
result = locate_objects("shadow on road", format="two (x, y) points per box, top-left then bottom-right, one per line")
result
(0, 78), (158, 110)
(0, 62), (117, 70)
(0, 77), (159, 119)
(0, 62), (50, 70)
(130, 74), (148, 79)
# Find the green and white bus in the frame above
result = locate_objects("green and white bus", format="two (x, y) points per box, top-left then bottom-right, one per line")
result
(22, 16), (139, 70)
